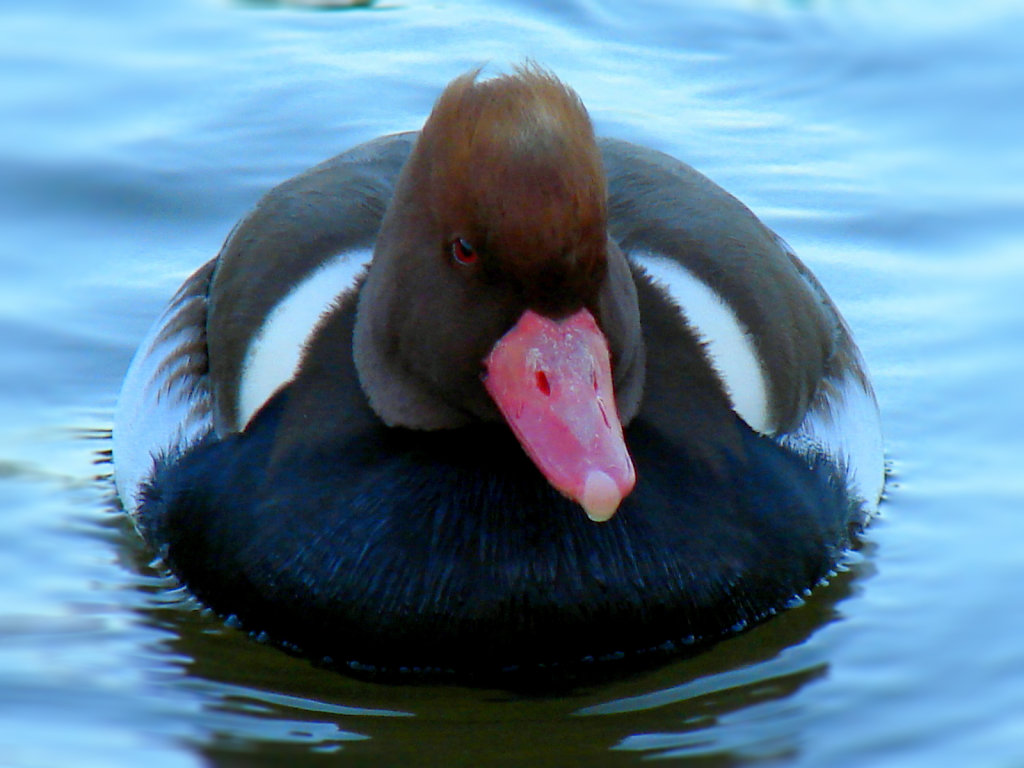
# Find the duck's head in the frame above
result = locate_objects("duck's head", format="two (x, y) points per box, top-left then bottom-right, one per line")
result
(353, 66), (645, 521)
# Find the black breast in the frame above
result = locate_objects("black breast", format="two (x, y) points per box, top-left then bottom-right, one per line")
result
(138, 284), (859, 681)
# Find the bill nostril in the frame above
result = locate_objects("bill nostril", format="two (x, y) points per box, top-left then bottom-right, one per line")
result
(536, 370), (551, 396)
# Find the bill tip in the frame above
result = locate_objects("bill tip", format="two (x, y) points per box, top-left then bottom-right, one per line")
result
(581, 469), (622, 522)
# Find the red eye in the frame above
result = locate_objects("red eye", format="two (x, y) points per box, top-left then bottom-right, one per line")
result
(451, 237), (478, 265)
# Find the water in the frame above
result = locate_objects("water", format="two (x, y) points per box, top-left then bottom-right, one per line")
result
(2, 0), (1023, 765)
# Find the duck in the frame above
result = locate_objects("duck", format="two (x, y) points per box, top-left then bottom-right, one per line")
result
(113, 65), (884, 679)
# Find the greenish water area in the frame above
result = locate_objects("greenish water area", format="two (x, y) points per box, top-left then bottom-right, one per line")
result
(2, 1), (1022, 765)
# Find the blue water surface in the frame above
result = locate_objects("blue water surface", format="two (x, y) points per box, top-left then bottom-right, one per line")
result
(1, 0), (1023, 766)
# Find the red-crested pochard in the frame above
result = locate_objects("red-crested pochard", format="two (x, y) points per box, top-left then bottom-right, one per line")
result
(113, 65), (884, 679)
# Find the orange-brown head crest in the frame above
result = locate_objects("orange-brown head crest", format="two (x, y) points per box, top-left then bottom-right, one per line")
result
(412, 65), (609, 312)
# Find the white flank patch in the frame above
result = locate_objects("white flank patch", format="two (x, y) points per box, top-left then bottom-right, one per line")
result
(781, 367), (886, 510)
(237, 248), (373, 429)
(634, 251), (772, 434)
(113, 300), (213, 516)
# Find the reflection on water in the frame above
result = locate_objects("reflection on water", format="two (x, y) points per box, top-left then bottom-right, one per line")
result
(2, 0), (1024, 765)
